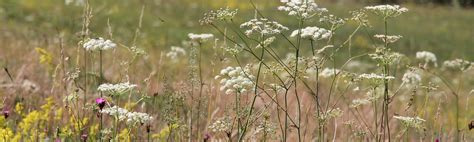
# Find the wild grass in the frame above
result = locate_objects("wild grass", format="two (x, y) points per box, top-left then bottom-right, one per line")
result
(0, 0), (473, 141)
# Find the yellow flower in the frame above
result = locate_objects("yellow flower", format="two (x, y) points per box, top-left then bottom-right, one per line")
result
(152, 124), (180, 141)
(14, 103), (24, 117)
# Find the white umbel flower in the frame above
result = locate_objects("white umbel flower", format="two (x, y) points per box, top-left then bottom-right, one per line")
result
(100, 106), (130, 121)
(97, 82), (137, 95)
(126, 112), (153, 125)
(83, 38), (117, 51)
(240, 18), (288, 36)
(443, 59), (473, 71)
(416, 51), (438, 67)
(319, 68), (340, 78)
(215, 66), (255, 95)
(166, 46), (186, 62)
(188, 33), (214, 42)
(364, 5), (408, 18)
(402, 70), (422, 86)
(278, 0), (327, 19)
(290, 26), (331, 40)
(393, 116), (425, 131)
(374, 35), (402, 43)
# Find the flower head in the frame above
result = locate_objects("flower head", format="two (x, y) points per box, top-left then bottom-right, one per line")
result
(95, 98), (107, 110)
(416, 51), (438, 67)
(374, 34), (402, 43)
(2, 109), (10, 119)
(290, 26), (331, 40)
(393, 116), (425, 131)
(443, 59), (473, 72)
(240, 18), (288, 36)
(215, 66), (255, 95)
(83, 37), (116, 51)
(402, 69), (422, 86)
(364, 5), (408, 18)
(97, 82), (137, 96)
(188, 33), (214, 43)
(278, 0), (327, 19)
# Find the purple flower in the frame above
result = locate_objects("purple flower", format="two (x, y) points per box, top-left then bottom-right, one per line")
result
(203, 133), (211, 142)
(95, 98), (106, 110)
(81, 134), (88, 141)
(2, 109), (10, 119)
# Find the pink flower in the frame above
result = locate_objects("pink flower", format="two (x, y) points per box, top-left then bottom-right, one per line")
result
(95, 98), (106, 110)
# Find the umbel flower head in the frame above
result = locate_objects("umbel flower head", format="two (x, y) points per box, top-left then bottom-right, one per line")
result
(393, 116), (425, 131)
(188, 33), (214, 43)
(199, 8), (238, 24)
(402, 69), (422, 86)
(278, 0), (328, 19)
(240, 18), (288, 36)
(374, 34), (402, 43)
(215, 66), (255, 95)
(100, 106), (153, 126)
(364, 5), (408, 18)
(97, 82), (137, 96)
(416, 51), (438, 68)
(290, 26), (331, 41)
(83, 37), (117, 51)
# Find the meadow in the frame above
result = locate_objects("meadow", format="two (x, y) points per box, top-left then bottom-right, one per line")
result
(0, 0), (473, 141)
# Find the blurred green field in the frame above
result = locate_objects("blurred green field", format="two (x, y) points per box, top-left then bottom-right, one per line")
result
(1, 0), (473, 60)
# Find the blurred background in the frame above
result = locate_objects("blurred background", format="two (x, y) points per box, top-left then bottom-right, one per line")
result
(1, 0), (473, 61)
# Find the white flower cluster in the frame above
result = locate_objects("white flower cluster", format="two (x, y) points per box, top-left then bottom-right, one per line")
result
(393, 116), (425, 131)
(65, 0), (85, 6)
(100, 106), (153, 125)
(97, 82), (137, 95)
(320, 14), (346, 26)
(240, 18), (289, 36)
(200, 8), (238, 24)
(256, 37), (276, 48)
(319, 68), (341, 78)
(100, 106), (130, 121)
(126, 112), (154, 125)
(359, 73), (395, 80)
(358, 73), (394, 86)
(215, 66), (255, 95)
(402, 69), (422, 86)
(317, 108), (343, 124)
(208, 117), (232, 133)
(83, 38), (117, 51)
(278, 0), (328, 19)
(350, 99), (370, 108)
(290, 26), (331, 41)
(416, 51), (438, 67)
(443, 59), (473, 71)
(166, 46), (186, 61)
(188, 33), (214, 42)
(374, 34), (402, 43)
(364, 5), (408, 18)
